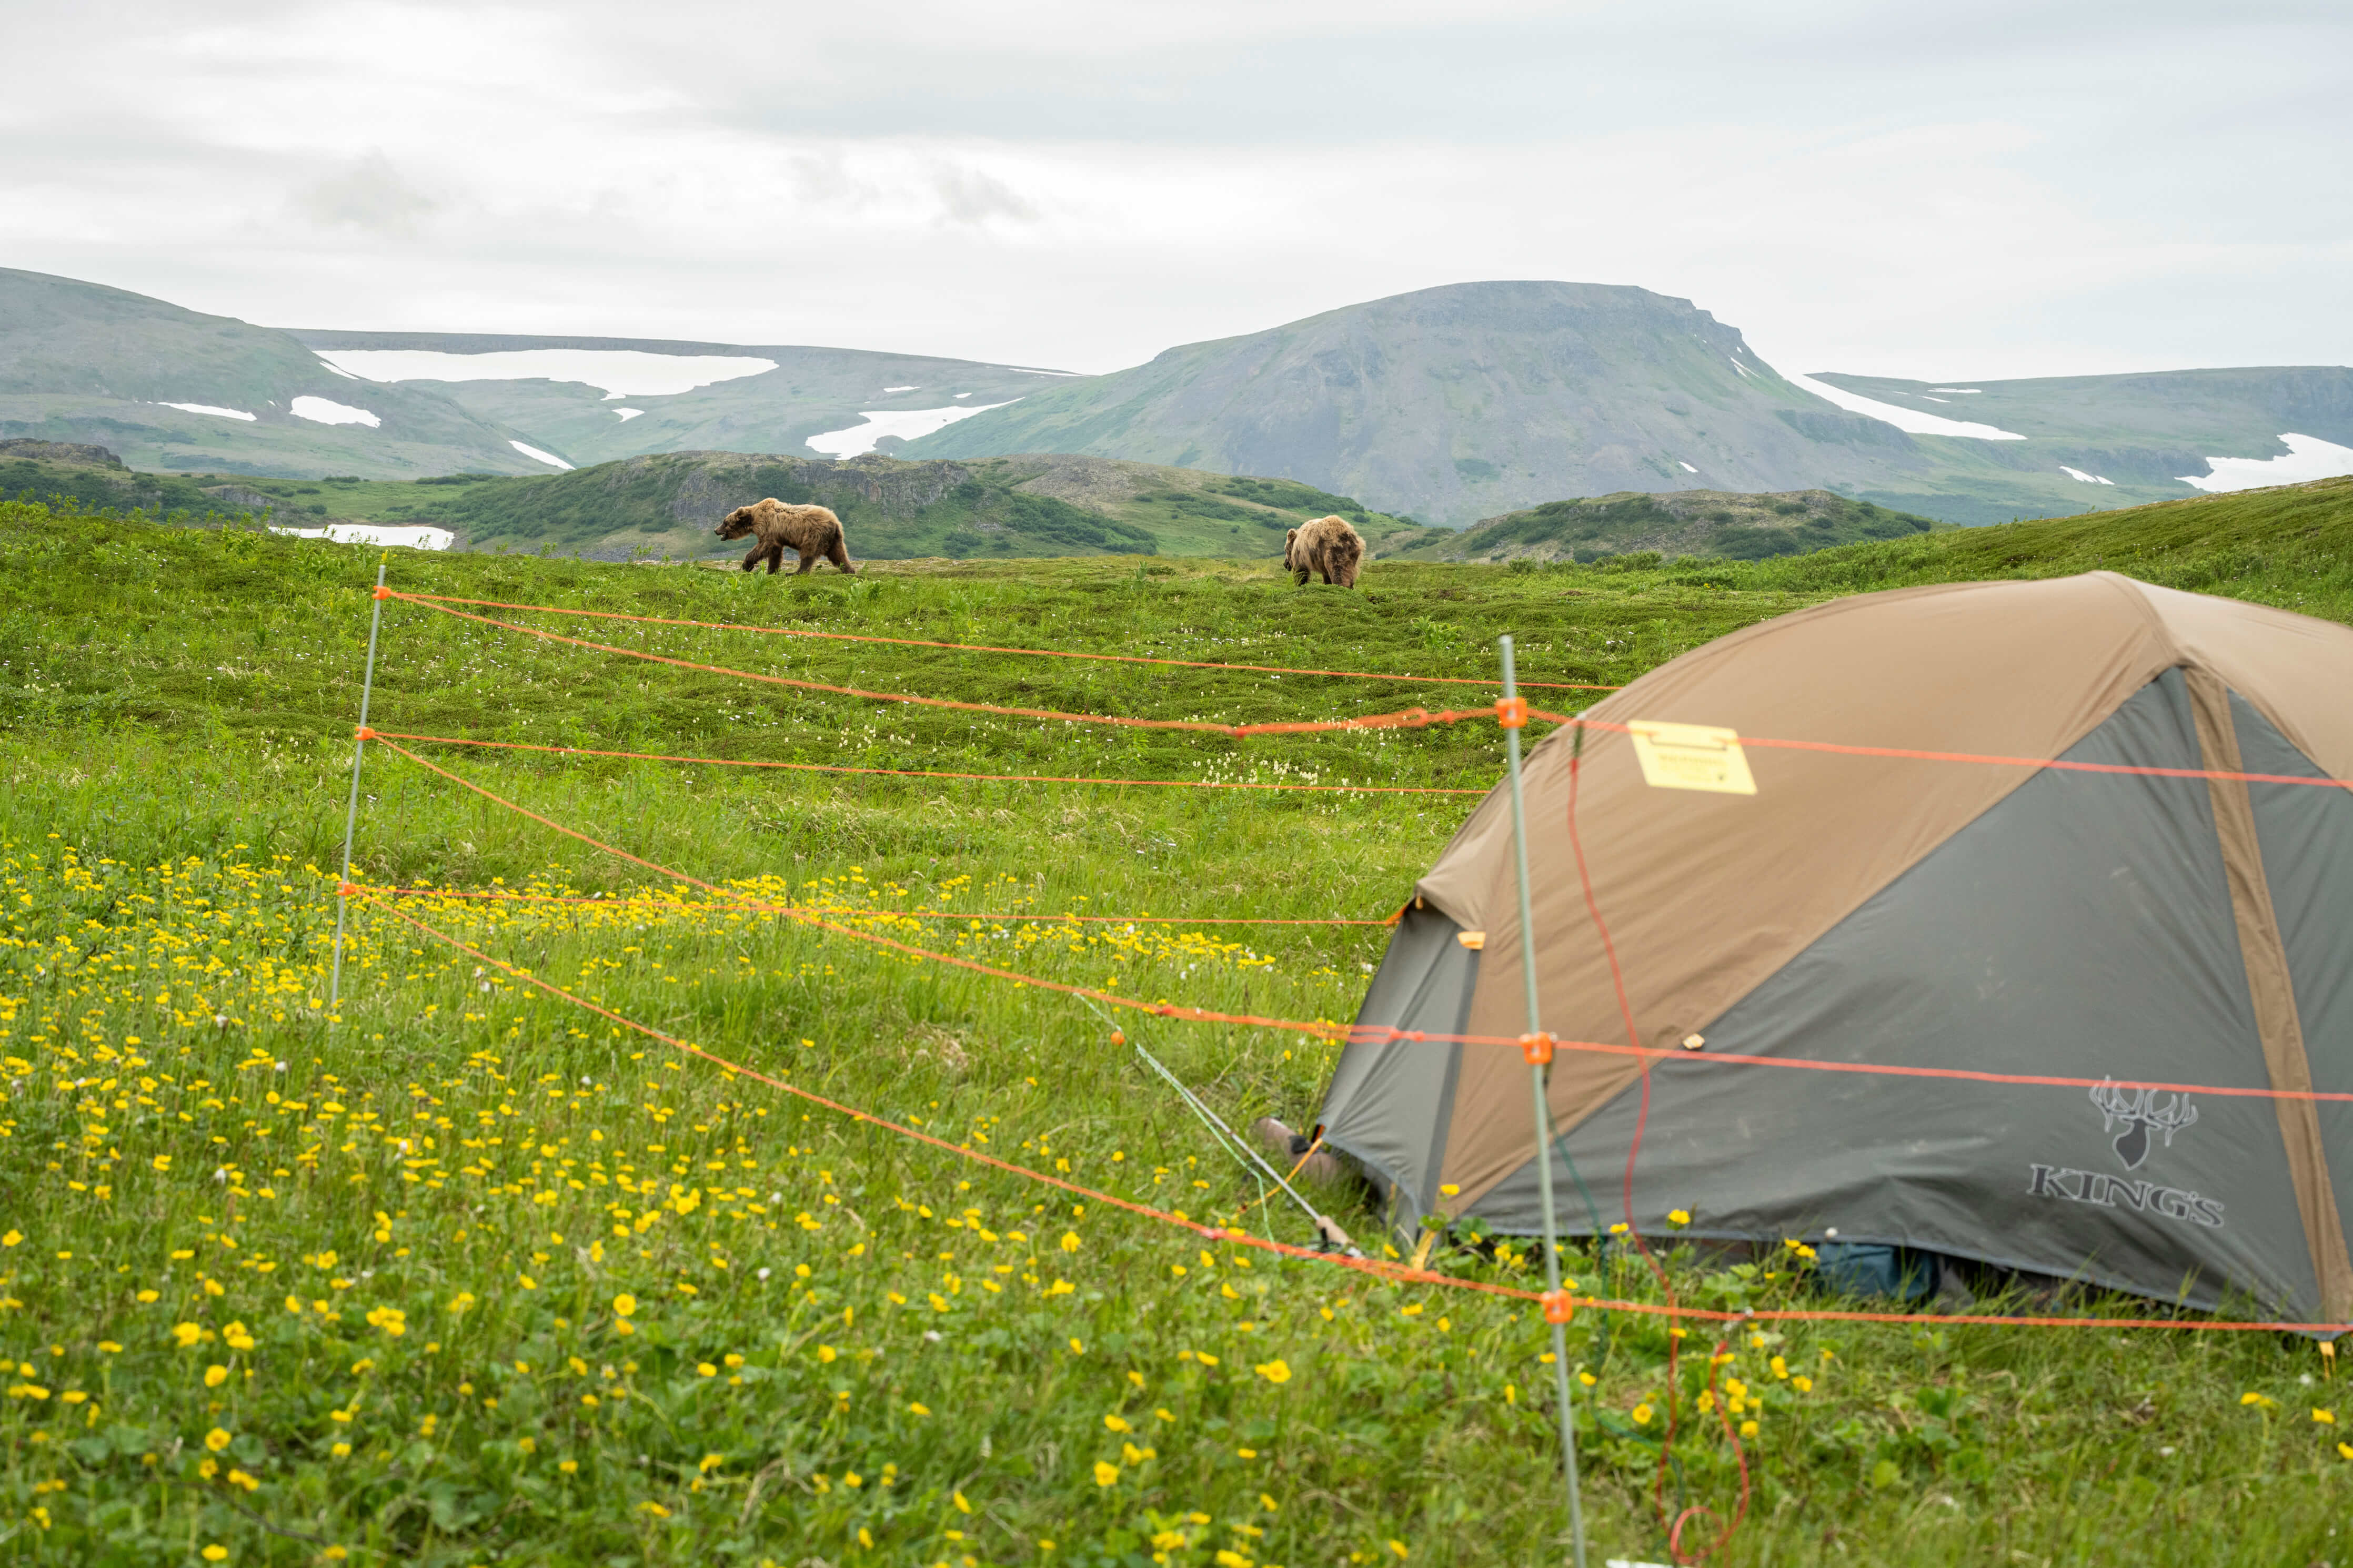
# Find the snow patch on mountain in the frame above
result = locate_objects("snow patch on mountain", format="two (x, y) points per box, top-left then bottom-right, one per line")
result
(2178, 433), (2353, 493)
(1781, 372), (2025, 440)
(289, 396), (379, 427)
(806, 401), (1019, 458)
(313, 348), (778, 399)
(510, 440), (573, 470)
(159, 402), (256, 421)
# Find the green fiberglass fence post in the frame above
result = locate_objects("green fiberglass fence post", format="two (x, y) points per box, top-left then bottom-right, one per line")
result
(328, 558), (389, 1024)
(1500, 633), (1588, 1568)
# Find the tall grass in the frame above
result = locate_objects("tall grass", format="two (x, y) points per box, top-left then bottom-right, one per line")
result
(2, 485), (2350, 1566)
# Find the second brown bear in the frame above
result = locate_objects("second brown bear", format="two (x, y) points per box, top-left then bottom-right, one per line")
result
(1284, 513), (1363, 588)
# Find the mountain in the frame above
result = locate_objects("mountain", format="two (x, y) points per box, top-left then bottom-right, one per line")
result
(285, 329), (1071, 469)
(8, 446), (1437, 562)
(15, 268), (2351, 523)
(1415, 488), (1950, 563)
(0, 268), (562, 478)
(906, 281), (1864, 525)
(903, 281), (2353, 527)
(0, 268), (1069, 481)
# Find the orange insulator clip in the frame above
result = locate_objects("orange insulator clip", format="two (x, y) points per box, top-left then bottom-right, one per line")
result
(355, 725), (375, 740)
(1496, 696), (1529, 729)
(1110, 1030), (1125, 1046)
(373, 585), (392, 600)
(336, 882), (358, 898)
(1520, 1031), (1554, 1065)
(1542, 1289), (1575, 1324)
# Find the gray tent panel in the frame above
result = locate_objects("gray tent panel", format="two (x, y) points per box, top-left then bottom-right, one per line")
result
(1474, 672), (2320, 1314)
(1319, 903), (1474, 1221)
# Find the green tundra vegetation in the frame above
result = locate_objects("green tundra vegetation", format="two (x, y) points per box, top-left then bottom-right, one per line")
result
(0, 474), (2348, 1566)
(1413, 488), (1950, 564)
(2, 447), (1440, 565)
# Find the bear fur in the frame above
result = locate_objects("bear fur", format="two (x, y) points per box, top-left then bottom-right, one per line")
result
(716, 499), (857, 575)
(1284, 513), (1364, 588)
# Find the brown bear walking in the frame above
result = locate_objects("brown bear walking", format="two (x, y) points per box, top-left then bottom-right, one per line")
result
(716, 499), (858, 575)
(1284, 513), (1363, 588)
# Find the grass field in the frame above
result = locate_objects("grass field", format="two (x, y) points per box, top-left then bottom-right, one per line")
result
(3, 477), (2351, 1566)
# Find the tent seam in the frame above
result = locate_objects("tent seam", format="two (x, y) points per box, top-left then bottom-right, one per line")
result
(2188, 667), (2353, 1322)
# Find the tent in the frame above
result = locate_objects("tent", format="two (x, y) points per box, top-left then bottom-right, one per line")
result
(1318, 572), (2353, 1322)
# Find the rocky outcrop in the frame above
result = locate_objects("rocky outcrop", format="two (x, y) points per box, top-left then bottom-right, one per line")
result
(644, 452), (972, 525)
(202, 485), (281, 512)
(0, 438), (125, 468)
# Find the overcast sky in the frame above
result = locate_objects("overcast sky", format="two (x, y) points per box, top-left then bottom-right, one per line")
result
(5, 1), (2347, 378)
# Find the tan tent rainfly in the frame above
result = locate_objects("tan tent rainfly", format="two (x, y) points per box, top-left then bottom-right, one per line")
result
(1320, 572), (2353, 1322)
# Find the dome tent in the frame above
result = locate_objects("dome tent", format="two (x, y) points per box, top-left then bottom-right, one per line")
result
(1318, 572), (2353, 1323)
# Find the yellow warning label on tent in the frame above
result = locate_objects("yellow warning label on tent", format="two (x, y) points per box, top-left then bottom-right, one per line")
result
(1627, 721), (1757, 795)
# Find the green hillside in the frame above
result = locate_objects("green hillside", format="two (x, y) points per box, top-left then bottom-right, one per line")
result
(1, 442), (1442, 562)
(2, 476), (2350, 1565)
(1417, 487), (1950, 563)
(0, 440), (266, 522)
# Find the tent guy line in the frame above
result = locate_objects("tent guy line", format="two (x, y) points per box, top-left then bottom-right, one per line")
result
(343, 887), (2353, 1338)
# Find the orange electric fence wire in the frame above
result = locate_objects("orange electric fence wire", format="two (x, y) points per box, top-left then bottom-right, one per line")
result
(393, 589), (1622, 692)
(1533, 709), (2353, 793)
(370, 729), (1487, 795)
(367, 733), (2353, 1107)
(1345, 1023), (2353, 1104)
(355, 882), (1400, 926)
(396, 594), (1512, 739)
(369, 735), (1352, 1038)
(344, 889), (2353, 1336)
(390, 592), (2352, 793)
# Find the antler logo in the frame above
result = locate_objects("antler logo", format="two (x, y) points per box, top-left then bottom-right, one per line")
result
(2089, 1081), (2198, 1171)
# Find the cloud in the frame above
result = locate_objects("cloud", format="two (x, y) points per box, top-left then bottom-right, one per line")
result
(290, 150), (439, 235)
(928, 161), (1041, 227)
(0, 1), (2346, 379)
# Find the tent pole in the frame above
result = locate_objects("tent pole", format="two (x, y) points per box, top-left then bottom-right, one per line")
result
(1499, 634), (1588, 1568)
(329, 557), (388, 1026)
